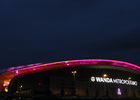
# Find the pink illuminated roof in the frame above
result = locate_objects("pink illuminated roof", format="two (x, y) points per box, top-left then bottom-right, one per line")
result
(0, 59), (140, 77)
(2, 59), (140, 73)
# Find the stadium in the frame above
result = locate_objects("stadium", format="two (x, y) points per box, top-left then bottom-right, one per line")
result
(0, 59), (140, 99)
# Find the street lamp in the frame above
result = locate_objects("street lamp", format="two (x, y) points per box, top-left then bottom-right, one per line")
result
(103, 74), (107, 96)
(128, 77), (132, 97)
(72, 71), (77, 81)
(72, 71), (77, 95)
(19, 85), (23, 93)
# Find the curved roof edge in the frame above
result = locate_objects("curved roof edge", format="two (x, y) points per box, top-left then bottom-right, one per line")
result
(0, 59), (140, 73)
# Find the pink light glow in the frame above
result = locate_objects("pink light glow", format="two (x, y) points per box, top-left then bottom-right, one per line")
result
(3, 84), (6, 86)
(117, 88), (121, 95)
(26, 64), (35, 67)
(12, 59), (140, 77)
(3, 59), (140, 77)
(3, 82), (10, 87)
(16, 70), (18, 74)
(16, 66), (25, 70)
(10, 59), (140, 71)
(6, 63), (42, 72)
(34, 63), (42, 65)
(7, 67), (16, 71)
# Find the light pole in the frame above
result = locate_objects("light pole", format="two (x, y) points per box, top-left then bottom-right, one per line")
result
(72, 71), (77, 96)
(103, 74), (107, 96)
(19, 85), (23, 93)
(128, 77), (132, 97)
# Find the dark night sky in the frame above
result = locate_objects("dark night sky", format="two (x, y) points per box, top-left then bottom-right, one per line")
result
(0, 0), (140, 70)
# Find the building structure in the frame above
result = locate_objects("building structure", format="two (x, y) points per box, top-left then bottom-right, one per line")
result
(0, 59), (140, 98)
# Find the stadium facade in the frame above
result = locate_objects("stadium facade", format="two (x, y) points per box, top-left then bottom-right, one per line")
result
(0, 59), (140, 98)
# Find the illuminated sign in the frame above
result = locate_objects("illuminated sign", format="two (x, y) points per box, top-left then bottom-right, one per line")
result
(117, 88), (121, 95)
(91, 77), (138, 86)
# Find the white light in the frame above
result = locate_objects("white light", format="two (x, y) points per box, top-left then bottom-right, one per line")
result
(103, 74), (107, 77)
(128, 77), (131, 80)
(3, 84), (6, 86)
(90, 76), (138, 86)
(16, 70), (18, 74)
(20, 85), (23, 88)
(91, 77), (95, 82)
(72, 71), (77, 74)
